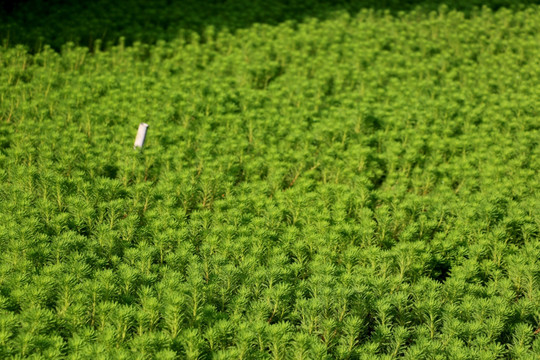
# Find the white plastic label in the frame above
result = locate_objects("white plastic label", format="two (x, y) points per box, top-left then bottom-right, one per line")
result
(134, 123), (149, 149)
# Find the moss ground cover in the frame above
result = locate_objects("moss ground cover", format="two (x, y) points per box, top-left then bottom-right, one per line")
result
(0, 2), (539, 358)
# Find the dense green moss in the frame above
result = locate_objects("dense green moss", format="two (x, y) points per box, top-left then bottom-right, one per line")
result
(0, 2), (539, 358)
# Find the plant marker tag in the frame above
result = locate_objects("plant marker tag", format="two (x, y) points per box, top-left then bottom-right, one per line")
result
(134, 123), (149, 149)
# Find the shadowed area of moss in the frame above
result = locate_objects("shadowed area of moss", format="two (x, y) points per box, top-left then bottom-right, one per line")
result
(1, 0), (537, 51)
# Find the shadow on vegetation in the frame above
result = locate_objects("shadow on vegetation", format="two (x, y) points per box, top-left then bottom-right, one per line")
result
(0, 0), (537, 52)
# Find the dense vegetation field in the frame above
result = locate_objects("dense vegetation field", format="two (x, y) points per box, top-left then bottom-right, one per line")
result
(1, 1), (539, 358)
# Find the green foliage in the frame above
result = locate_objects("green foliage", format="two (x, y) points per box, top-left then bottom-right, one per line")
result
(0, 2), (539, 358)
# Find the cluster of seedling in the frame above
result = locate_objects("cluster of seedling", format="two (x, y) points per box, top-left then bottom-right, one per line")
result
(0, 3), (539, 359)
